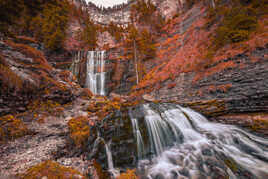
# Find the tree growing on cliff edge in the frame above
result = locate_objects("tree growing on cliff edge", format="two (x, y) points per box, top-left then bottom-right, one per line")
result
(77, 15), (97, 50)
(130, 0), (165, 34)
(124, 25), (156, 84)
(130, 0), (156, 23)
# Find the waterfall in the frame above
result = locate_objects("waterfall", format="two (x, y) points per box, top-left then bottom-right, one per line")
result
(85, 51), (106, 96)
(143, 104), (177, 156)
(70, 51), (82, 77)
(105, 141), (120, 178)
(130, 104), (268, 179)
(70, 51), (106, 96)
(129, 109), (145, 159)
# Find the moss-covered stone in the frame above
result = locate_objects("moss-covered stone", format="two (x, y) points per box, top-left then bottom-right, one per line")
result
(0, 115), (29, 143)
(182, 99), (226, 117)
(224, 158), (238, 173)
(20, 160), (88, 179)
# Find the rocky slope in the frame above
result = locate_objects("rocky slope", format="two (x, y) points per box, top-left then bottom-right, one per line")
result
(130, 1), (268, 117)
(0, 38), (82, 116)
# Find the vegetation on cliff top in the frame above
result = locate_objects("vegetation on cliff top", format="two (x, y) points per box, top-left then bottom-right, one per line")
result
(77, 18), (98, 50)
(0, 0), (71, 51)
(205, 0), (267, 57)
(30, 0), (70, 50)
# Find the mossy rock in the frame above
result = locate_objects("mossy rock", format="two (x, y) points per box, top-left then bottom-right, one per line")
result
(182, 100), (226, 117)
(0, 115), (29, 143)
(20, 160), (88, 179)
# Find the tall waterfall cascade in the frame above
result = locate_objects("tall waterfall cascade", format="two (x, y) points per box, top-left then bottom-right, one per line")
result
(126, 104), (268, 179)
(70, 51), (107, 95)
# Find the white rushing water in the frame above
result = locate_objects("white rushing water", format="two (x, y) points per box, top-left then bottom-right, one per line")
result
(105, 141), (120, 178)
(71, 51), (106, 96)
(130, 114), (145, 160)
(129, 104), (268, 179)
(70, 51), (82, 77)
(85, 51), (106, 95)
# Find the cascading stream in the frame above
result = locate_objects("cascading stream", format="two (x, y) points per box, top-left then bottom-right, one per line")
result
(129, 103), (268, 179)
(129, 109), (145, 159)
(70, 51), (106, 96)
(85, 51), (106, 96)
(105, 141), (120, 178)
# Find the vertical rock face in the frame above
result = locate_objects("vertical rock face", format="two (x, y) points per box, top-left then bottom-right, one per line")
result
(106, 47), (138, 95)
(153, 0), (180, 20)
(87, 5), (132, 25)
(70, 0), (186, 26)
(146, 45), (268, 117)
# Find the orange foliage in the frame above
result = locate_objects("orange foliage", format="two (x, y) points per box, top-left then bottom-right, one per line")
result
(68, 116), (90, 147)
(20, 160), (88, 179)
(14, 36), (37, 44)
(207, 84), (232, 93)
(218, 84), (232, 92)
(117, 169), (138, 179)
(93, 160), (109, 179)
(167, 83), (177, 89)
(0, 63), (23, 92)
(5, 40), (48, 64)
(28, 100), (63, 115)
(0, 115), (29, 143)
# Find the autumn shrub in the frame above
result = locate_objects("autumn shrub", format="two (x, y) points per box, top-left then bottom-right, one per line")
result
(68, 116), (90, 147)
(28, 100), (61, 114)
(124, 25), (156, 62)
(20, 160), (88, 179)
(93, 160), (109, 179)
(14, 36), (37, 44)
(5, 40), (47, 62)
(138, 29), (156, 59)
(167, 83), (177, 89)
(117, 169), (138, 179)
(0, 115), (28, 143)
(0, 63), (23, 92)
